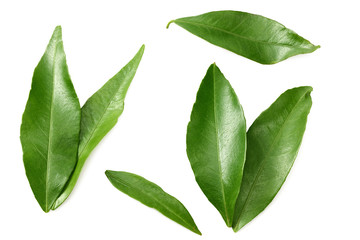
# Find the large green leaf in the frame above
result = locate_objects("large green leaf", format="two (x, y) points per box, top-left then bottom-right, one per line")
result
(105, 171), (201, 235)
(186, 63), (246, 227)
(232, 86), (312, 231)
(167, 11), (319, 64)
(20, 26), (81, 212)
(52, 45), (145, 209)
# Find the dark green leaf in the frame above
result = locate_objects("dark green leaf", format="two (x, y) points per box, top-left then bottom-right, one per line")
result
(186, 63), (246, 227)
(105, 170), (201, 235)
(232, 86), (312, 231)
(52, 45), (145, 209)
(20, 26), (81, 212)
(167, 11), (319, 64)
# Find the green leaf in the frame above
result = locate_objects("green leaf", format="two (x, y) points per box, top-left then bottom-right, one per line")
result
(167, 11), (319, 64)
(105, 170), (201, 235)
(186, 63), (246, 227)
(20, 26), (81, 212)
(232, 86), (312, 232)
(52, 45), (145, 209)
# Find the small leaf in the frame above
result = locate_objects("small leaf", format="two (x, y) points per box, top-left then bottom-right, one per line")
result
(167, 11), (319, 64)
(105, 171), (201, 235)
(232, 86), (312, 232)
(186, 63), (246, 227)
(52, 45), (145, 209)
(20, 26), (81, 212)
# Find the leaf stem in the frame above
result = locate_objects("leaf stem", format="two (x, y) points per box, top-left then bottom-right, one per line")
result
(166, 20), (175, 29)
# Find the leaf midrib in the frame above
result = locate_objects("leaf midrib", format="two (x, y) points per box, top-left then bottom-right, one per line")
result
(212, 65), (229, 225)
(45, 40), (61, 211)
(236, 92), (308, 225)
(175, 19), (308, 49)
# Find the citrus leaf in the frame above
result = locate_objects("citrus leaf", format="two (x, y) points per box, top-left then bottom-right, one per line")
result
(20, 26), (81, 212)
(186, 63), (246, 226)
(168, 11), (319, 64)
(233, 86), (312, 231)
(105, 170), (201, 235)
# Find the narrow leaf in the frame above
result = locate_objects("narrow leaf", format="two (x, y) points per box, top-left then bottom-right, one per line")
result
(167, 11), (319, 64)
(186, 63), (246, 227)
(20, 26), (81, 212)
(52, 45), (145, 209)
(232, 86), (312, 231)
(105, 171), (201, 235)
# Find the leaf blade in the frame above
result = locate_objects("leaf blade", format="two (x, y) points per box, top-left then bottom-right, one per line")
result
(186, 63), (246, 226)
(20, 26), (81, 212)
(168, 11), (319, 64)
(105, 170), (201, 235)
(52, 45), (145, 209)
(232, 86), (312, 231)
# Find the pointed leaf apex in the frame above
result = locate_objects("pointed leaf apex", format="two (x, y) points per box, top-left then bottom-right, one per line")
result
(52, 26), (62, 39)
(138, 44), (145, 55)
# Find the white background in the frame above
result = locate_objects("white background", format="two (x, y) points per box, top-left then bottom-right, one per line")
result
(1, 0), (359, 239)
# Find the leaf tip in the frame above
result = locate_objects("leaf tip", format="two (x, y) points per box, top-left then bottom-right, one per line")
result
(226, 221), (232, 228)
(208, 62), (221, 75)
(303, 86), (313, 94)
(209, 62), (217, 69)
(53, 25), (62, 36)
(231, 222), (242, 233)
(139, 44), (145, 54)
(311, 44), (320, 52)
(41, 205), (50, 213)
(50, 25), (63, 44)
(105, 170), (112, 178)
(134, 44), (145, 60)
(166, 20), (175, 29)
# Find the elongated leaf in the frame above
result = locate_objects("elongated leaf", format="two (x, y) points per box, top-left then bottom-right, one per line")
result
(20, 26), (81, 212)
(105, 170), (201, 235)
(186, 63), (246, 227)
(52, 45), (145, 209)
(232, 86), (312, 231)
(167, 11), (319, 64)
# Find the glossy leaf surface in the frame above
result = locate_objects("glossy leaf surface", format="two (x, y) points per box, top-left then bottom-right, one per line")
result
(232, 86), (312, 231)
(52, 45), (145, 209)
(167, 11), (319, 64)
(105, 171), (201, 235)
(186, 63), (246, 227)
(20, 26), (81, 212)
